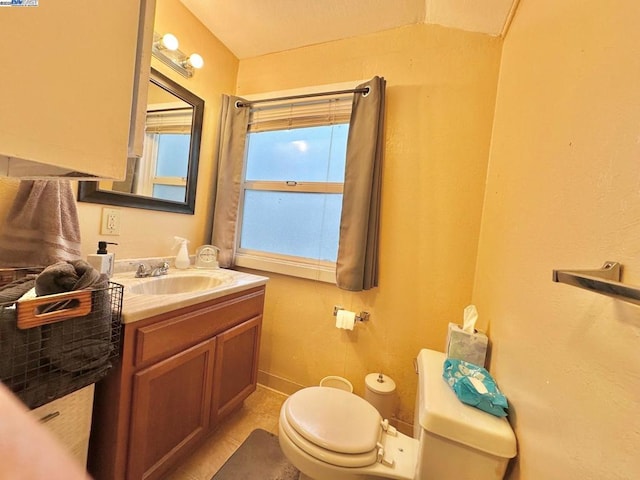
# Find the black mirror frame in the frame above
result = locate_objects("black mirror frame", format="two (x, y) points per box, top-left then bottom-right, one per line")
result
(78, 68), (204, 214)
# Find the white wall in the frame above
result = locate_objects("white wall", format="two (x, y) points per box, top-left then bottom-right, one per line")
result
(474, 0), (640, 478)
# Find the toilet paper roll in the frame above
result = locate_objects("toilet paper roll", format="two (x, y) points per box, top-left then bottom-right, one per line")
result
(336, 310), (356, 330)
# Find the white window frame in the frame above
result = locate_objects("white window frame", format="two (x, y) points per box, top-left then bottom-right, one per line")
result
(234, 81), (363, 282)
(137, 102), (192, 197)
(236, 179), (345, 283)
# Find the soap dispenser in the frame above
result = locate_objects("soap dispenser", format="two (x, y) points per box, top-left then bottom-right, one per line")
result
(87, 241), (117, 277)
(174, 236), (190, 269)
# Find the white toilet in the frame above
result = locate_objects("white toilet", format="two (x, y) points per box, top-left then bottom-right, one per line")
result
(278, 349), (517, 480)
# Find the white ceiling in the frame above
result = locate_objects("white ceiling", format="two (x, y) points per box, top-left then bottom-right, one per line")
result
(179, 0), (519, 59)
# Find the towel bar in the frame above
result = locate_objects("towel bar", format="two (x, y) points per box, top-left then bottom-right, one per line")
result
(552, 261), (640, 306)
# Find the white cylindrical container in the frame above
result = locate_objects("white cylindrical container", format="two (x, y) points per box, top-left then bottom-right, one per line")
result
(365, 373), (397, 420)
(319, 376), (353, 392)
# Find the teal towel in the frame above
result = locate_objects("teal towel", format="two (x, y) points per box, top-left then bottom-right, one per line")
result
(443, 358), (509, 417)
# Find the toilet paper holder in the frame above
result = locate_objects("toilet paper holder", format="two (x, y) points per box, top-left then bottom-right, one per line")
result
(333, 305), (370, 322)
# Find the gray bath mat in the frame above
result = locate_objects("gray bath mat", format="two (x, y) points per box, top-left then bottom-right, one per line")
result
(211, 428), (299, 480)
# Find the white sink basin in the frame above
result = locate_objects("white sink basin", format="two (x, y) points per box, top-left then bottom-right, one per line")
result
(111, 268), (269, 324)
(128, 274), (230, 295)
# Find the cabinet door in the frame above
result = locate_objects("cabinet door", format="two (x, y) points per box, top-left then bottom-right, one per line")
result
(128, 338), (216, 480)
(0, 0), (142, 179)
(211, 316), (262, 423)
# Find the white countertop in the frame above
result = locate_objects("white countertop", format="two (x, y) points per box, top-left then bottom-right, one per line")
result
(110, 268), (269, 324)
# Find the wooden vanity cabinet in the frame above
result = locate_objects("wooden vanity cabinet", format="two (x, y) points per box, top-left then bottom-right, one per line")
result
(127, 339), (216, 480)
(88, 286), (265, 480)
(212, 315), (262, 423)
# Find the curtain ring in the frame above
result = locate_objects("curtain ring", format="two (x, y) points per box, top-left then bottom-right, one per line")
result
(362, 86), (371, 97)
(234, 100), (243, 109)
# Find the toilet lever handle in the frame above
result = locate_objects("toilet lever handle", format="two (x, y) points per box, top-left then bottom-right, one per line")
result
(381, 456), (395, 468)
(376, 443), (396, 468)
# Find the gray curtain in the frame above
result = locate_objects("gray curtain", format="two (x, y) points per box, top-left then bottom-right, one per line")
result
(211, 95), (250, 267)
(336, 76), (386, 291)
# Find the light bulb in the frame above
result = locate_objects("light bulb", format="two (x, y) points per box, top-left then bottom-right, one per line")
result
(188, 53), (204, 69)
(161, 33), (179, 51)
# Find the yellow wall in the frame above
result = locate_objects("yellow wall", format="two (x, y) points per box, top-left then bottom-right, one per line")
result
(474, 0), (640, 478)
(76, 0), (238, 259)
(0, 10), (501, 427)
(237, 24), (502, 425)
(0, 1), (636, 474)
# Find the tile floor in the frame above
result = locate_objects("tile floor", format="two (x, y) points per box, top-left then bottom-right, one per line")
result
(165, 385), (288, 480)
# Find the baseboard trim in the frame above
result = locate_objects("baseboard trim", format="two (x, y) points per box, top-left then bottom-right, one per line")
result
(393, 418), (413, 437)
(257, 370), (305, 396)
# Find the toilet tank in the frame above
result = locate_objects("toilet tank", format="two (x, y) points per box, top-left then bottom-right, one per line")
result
(413, 349), (517, 480)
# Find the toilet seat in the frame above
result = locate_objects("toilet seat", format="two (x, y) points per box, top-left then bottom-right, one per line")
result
(281, 408), (380, 467)
(283, 386), (383, 468)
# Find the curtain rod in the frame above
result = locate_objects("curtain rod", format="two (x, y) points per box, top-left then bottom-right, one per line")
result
(235, 86), (370, 108)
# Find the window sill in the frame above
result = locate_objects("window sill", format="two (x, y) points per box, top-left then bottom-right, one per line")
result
(234, 252), (335, 284)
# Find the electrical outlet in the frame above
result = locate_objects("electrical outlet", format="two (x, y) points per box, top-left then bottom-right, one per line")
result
(101, 208), (121, 235)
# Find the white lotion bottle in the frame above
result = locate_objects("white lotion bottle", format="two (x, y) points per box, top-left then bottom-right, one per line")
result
(87, 241), (117, 278)
(174, 236), (190, 269)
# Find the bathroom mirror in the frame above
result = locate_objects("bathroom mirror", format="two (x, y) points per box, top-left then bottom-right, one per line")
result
(78, 68), (204, 214)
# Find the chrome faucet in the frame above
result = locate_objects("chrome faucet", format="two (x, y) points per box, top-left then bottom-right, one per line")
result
(135, 261), (170, 278)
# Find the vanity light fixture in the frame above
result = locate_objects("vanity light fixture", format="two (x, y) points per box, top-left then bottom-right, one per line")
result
(157, 33), (179, 51)
(186, 53), (204, 70)
(152, 32), (204, 78)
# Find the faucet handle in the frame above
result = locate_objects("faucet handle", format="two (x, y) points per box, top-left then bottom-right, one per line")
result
(148, 261), (170, 276)
(135, 263), (150, 277)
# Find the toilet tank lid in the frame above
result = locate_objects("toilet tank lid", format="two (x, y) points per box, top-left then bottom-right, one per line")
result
(417, 349), (517, 459)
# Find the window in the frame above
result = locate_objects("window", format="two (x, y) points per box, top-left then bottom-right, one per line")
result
(235, 96), (352, 282)
(148, 132), (190, 201)
(134, 106), (193, 201)
(213, 77), (384, 290)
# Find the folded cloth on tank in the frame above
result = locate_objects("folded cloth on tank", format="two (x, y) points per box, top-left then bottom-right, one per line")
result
(442, 358), (509, 417)
(35, 260), (112, 373)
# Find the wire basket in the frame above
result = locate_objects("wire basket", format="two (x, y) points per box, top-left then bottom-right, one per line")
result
(0, 268), (123, 409)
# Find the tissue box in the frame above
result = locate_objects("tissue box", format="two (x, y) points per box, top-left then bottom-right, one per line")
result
(446, 323), (488, 367)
